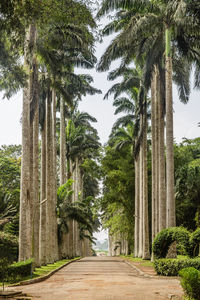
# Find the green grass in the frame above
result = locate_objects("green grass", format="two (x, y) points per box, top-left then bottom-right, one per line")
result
(120, 255), (154, 267)
(1, 257), (80, 285)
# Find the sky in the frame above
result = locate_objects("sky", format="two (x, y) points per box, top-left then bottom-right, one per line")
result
(0, 22), (199, 242)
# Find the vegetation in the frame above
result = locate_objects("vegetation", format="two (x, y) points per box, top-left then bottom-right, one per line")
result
(179, 267), (200, 300)
(154, 258), (200, 276)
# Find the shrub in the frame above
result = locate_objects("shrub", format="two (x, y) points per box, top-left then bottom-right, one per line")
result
(152, 227), (190, 259)
(0, 259), (33, 282)
(188, 228), (200, 258)
(179, 267), (200, 300)
(154, 258), (200, 276)
(0, 231), (18, 262)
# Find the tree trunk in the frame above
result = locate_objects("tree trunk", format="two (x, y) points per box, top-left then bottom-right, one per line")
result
(138, 113), (143, 258)
(39, 121), (46, 265)
(158, 71), (166, 231)
(60, 97), (66, 185)
(165, 27), (176, 227)
(32, 53), (39, 266)
(19, 24), (37, 261)
(52, 89), (59, 261)
(142, 100), (150, 259)
(134, 156), (139, 257)
(151, 70), (156, 243)
(46, 88), (54, 263)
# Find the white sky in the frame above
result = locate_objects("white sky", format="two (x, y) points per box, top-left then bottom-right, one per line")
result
(0, 25), (199, 242)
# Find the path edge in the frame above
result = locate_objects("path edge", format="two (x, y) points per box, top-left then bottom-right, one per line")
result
(9, 257), (82, 287)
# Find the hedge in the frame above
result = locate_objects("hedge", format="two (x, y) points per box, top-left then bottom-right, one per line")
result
(154, 258), (200, 276)
(152, 227), (190, 259)
(179, 267), (200, 300)
(0, 259), (33, 281)
(188, 228), (200, 258)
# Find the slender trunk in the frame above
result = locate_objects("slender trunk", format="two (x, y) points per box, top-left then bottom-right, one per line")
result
(134, 156), (139, 257)
(165, 27), (176, 227)
(46, 89), (54, 263)
(142, 100), (150, 259)
(19, 24), (36, 261)
(155, 70), (160, 235)
(158, 72), (166, 231)
(138, 114), (143, 258)
(39, 121), (46, 265)
(151, 70), (156, 243)
(32, 54), (39, 265)
(60, 98), (66, 185)
(52, 89), (59, 261)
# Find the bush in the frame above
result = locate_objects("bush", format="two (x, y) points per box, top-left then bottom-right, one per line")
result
(179, 267), (200, 300)
(0, 259), (33, 282)
(154, 258), (200, 276)
(188, 228), (200, 258)
(152, 227), (190, 259)
(0, 231), (18, 262)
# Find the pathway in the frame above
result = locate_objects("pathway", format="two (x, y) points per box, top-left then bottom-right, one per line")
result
(9, 257), (184, 300)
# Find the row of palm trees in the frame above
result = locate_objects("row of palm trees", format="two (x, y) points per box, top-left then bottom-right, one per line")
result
(0, 1), (101, 265)
(97, 0), (200, 257)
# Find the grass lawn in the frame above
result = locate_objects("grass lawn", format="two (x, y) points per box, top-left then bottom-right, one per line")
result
(120, 255), (154, 267)
(1, 257), (80, 285)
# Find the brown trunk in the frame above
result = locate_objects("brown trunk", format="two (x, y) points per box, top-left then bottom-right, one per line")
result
(134, 156), (139, 257)
(138, 114), (143, 258)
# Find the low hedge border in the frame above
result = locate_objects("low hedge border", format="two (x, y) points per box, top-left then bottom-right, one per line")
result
(179, 267), (200, 300)
(9, 257), (81, 286)
(0, 259), (33, 282)
(154, 258), (200, 276)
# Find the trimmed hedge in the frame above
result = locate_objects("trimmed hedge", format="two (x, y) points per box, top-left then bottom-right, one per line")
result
(152, 227), (190, 259)
(154, 258), (200, 276)
(0, 259), (33, 281)
(0, 231), (18, 261)
(179, 267), (200, 300)
(188, 228), (200, 258)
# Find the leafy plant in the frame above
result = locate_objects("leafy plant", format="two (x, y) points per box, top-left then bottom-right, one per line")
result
(152, 227), (190, 259)
(154, 258), (200, 276)
(179, 267), (200, 300)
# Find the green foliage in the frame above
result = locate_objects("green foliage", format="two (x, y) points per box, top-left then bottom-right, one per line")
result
(0, 259), (32, 283)
(0, 231), (18, 262)
(152, 227), (190, 259)
(0, 145), (21, 234)
(175, 138), (200, 230)
(188, 228), (200, 258)
(179, 267), (200, 300)
(99, 142), (135, 251)
(154, 258), (200, 277)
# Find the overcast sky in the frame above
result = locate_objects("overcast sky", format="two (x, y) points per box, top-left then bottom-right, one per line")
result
(0, 23), (199, 242)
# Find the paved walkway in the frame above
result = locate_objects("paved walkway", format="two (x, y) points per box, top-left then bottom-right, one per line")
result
(10, 257), (184, 300)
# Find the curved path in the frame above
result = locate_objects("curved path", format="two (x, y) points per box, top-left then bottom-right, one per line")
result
(11, 257), (183, 299)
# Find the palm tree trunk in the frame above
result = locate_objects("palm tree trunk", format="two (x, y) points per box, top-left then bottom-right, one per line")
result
(138, 113), (143, 258)
(165, 27), (176, 227)
(158, 71), (166, 231)
(151, 70), (156, 242)
(134, 156), (139, 257)
(19, 24), (36, 261)
(46, 88), (54, 263)
(32, 54), (39, 266)
(142, 100), (150, 259)
(39, 120), (46, 265)
(60, 97), (66, 185)
(155, 70), (160, 235)
(52, 89), (59, 261)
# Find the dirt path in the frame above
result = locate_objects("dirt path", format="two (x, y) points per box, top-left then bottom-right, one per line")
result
(9, 257), (184, 300)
